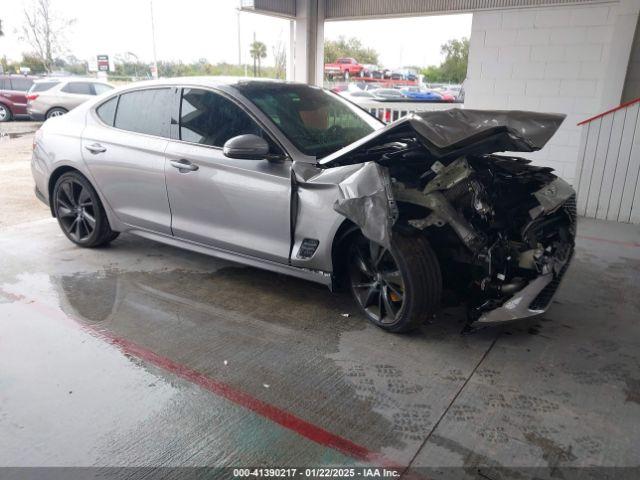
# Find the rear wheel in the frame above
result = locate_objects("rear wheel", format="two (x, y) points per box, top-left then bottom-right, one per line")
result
(0, 104), (11, 122)
(53, 172), (119, 248)
(347, 232), (442, 333)
(46, 107), (67, 119)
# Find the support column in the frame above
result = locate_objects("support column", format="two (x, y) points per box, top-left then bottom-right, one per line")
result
(294, 0), (324, 85)
(286, 20), (295, 81)
(599, 0), (640, 109)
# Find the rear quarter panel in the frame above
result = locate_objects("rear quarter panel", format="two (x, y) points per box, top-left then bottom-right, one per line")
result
(31, 105), (103, 216)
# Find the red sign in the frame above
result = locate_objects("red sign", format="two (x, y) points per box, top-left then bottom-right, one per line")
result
(97, 55), (109, 72)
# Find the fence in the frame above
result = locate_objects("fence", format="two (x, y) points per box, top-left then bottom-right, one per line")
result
(575, 98), (640, 224)
(357, 101), (461, 123)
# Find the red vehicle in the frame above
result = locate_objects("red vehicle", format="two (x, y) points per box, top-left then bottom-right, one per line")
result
(324, 58), (363, 79)
(0, 75), (37, 122)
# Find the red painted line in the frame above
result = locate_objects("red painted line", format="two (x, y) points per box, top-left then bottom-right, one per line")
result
(577, 234), (640, 248)
(0, 287), (402, 469)
(577, 96), (640, 126)
(109, 335), (387, 464)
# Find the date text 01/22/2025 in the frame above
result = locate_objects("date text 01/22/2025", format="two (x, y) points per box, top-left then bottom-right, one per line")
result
(232, 468), (401, 477)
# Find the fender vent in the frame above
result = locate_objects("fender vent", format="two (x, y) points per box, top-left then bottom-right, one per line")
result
(297, 239), (319, 259)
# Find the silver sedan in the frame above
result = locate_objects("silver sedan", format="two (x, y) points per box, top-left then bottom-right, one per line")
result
(31, 77), (576, 333)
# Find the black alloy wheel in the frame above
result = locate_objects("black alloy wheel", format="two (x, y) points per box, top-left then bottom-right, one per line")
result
(349, 236), (405, 325)
(56, 178), (97, 242)
(53, 172), (119, 247)
(347, 231), (442, 333)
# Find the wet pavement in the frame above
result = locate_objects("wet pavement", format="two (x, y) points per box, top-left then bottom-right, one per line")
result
(1, 216), (639, 477)
(0, 122), (50, 229)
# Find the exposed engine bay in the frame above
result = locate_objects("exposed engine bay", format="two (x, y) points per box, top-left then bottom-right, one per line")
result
(322, 109), (576, 325)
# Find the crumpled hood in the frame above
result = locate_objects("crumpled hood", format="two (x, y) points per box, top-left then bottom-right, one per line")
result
(320, 109), (566, 167)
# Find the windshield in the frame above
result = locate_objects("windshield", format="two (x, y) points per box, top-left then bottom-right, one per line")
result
(234, 82), (382, 158)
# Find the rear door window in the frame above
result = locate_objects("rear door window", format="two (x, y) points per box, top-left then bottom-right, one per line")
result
(61, 82), (93, 95)
(9, 77), (33, 91)
(114, 88), (173, 138)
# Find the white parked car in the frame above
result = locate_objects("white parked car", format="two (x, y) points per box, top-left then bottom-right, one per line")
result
(27, 78), (114, 120)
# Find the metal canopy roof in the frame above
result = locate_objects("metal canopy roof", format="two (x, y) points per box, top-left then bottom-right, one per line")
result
(240, 0), (612, 20)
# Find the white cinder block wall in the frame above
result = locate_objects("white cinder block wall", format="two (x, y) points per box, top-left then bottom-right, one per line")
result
(465, 3), (621, 184)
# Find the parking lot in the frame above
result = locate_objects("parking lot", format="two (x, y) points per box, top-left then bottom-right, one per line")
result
(1, 128), (639, 477)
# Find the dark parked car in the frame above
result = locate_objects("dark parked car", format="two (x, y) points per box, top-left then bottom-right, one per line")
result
(0, 75), (37, 122)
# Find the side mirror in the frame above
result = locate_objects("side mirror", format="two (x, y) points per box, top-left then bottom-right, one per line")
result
(223, 134), (269, 160)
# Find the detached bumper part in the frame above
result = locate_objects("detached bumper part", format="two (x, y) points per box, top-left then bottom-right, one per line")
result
(476, 250), (573, 324)
(476, 274), (553, 324)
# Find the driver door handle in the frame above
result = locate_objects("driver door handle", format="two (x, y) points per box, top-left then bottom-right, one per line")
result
(170, 159), (199, 172)
(85, 143), (106, 154)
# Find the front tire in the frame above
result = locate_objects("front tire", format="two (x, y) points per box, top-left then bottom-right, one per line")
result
(53, 171), (119, 248)
(347, 232), (442, 333)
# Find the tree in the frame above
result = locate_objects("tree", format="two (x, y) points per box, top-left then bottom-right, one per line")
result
(439, 37), (469, 83)
(421, 37), (469, 84)
(21, 0), (75, 73)
(54, 55), (87, 75)
(324, 36), (378, 65)
(249, 40), (267, 76)
(20, 53), (46, 73)
(272, 40), (286, 79)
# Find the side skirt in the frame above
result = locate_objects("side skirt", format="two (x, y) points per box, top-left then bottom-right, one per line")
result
(128, 228), (333, 287)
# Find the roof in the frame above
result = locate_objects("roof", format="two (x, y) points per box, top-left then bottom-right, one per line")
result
(128, 76), (294, 88)
(104, 76), (301, 94)
(33, 77), (110, 84)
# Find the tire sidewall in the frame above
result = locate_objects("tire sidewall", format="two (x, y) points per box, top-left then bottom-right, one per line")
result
(46, 108), (67, 119)
(0, 104), (11, 122)
(53, 172), (106, 247)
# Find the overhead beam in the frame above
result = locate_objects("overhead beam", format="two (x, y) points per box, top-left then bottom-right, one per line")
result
(239, 0), (296, 19)
(325, 0), (614, 20)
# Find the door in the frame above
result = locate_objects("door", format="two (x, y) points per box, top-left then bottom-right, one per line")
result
(81, 88), (174, 234)
(165, 87), (292, 264)
(2, 77), (33, 115)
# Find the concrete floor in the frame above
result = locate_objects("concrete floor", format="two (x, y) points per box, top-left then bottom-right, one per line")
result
(0, 215), (639, 478)
(0, 121), (47, 228)
(0, 129), (639, 478)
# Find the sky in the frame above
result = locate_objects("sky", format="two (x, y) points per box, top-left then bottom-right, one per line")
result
(0, 0), (471, 69)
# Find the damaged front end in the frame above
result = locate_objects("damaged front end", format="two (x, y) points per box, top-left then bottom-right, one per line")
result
(320, 109), (576, 325)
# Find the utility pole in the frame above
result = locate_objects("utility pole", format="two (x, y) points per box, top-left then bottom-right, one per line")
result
(252, 31), (257, 77)
(150, 0), (159, 79)
(237, 8), (242, 66)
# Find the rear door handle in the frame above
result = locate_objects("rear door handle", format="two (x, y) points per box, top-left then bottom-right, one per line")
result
(85, 143), (106, 154)
(170, 159), (199, 172)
